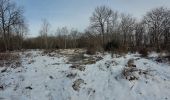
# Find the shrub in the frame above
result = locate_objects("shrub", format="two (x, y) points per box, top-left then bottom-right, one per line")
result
(139, 48), (148, 57)
(104, 40), (119, 51)
(86, 47), (96, 55)
(168, 56), (170, 62)
(117, 46), (128, 53)
(43, 49), (55, 54)
(0, 53), (11, 60)
(0, 53), (21, 68)
(166, 52), (170, 62)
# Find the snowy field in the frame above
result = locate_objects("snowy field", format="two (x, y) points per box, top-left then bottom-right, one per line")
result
(0, 49), (170, 100)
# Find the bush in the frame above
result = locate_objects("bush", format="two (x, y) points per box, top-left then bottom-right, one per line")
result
(139, 48), (148, 57)
(168, 56), (170, 62)
(166, 52), (170, 62)
(0, 53), (11, 60)
(43, 49), (56, 54)
(0, 39), (6, 52)
(104, 40), (119, 51)
(114, 46), (128, 55)
(86, 47), (96, 55)
(0, 53), (21, 68)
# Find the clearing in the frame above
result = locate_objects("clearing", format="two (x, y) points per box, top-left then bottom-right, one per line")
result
(0, 49), (170, 100)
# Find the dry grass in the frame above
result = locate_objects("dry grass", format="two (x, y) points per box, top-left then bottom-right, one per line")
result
(68, 53), (99, 65)
(0, 53), (21, 68)
(122, 59), (153, 81)
(70, 64), (86, 71)
(86, 47), (96, 55)
(72, 79), (85, 91)
(139, 48), (148, 57)
(0, 53), (12, 60)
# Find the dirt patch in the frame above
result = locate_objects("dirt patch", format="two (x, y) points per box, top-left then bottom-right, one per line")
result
(25, 53), (32, 58)
(70, 65), (85, 71)
(68, 53), (103, 65)
(122, 67), (153, 81)
(59, 49), (86, 55)
(122, 59), (153, 81)
(72, 79), (85, 91)
(43, 49), (103, 65)
(41, 49), (60, 57)
(104, 60), (118, 68)
(122, 67), (139, 81)
(25, 86), (33, 90)
(68, 53), (87, 62)
(155, 56), (170, 63)
(0, 53), (21, 68)
(66, 73), (77, 79)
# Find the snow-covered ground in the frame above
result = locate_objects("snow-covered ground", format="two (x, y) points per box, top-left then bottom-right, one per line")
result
(0, 50), (170, 100)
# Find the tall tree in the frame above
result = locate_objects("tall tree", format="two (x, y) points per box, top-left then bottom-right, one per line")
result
(144, 7), (170, 51)
(0, 0), (26, 51)
(119, 14), (136, 47)
(90, 6), (113, 46)
(70, 29), (79, 48)
(134, 22), (145, 47)
(39, 19), (50, 49)
(55, 27), (69, 49)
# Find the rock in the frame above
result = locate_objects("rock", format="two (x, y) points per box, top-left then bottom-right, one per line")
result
(49, 76), (54, 79)
(131, 64), (136, 67)
(1, 68), (7, 73)
(25, 86), (33, 90)
(66, 73), (77, 79)
(155, 57), (163, 63)
(0, 85), (4, 90)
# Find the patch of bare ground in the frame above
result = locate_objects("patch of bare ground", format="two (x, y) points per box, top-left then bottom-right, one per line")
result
(0, 52), (21, 69)
(72, 79), (86, 91)
(41, 49), (103, 65)
(0, 53), (21, 91)
(68, 53), (103, 65)
(42, 49), (60, 56)
(122, 59), (153, 81)
(155, 53), (170, 64)
(70, 64), (86, 71)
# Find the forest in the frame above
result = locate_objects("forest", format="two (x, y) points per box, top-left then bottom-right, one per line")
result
(0, 0), (169, 54)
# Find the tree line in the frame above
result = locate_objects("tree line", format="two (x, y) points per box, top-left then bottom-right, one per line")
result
(0, 0), (170, 53)
(0, 0), (27, 51)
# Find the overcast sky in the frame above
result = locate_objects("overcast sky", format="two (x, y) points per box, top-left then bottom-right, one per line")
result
(14, 0), (170, 37)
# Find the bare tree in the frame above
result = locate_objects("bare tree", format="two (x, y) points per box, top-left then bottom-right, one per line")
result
(134, 22), (145, 48)
(119, 14), (136, 48)
(39, 19), (50, 49)
(55, 27), (69, 49)
(0, 0), (25, 51)
(144, 7), (170, 51)
(107, 11), (119, 42)
(90, 6), (113, 46)
(13, 22), (28, 49)
(70, 29), (79, 48)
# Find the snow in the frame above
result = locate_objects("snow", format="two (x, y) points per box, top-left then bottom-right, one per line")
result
(0, 50), (170, 100)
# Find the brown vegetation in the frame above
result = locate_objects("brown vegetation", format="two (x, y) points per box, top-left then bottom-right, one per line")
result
(0, 53), (21, 68)
(139, 48), (148, 57)
(0, 0), (170, 54)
